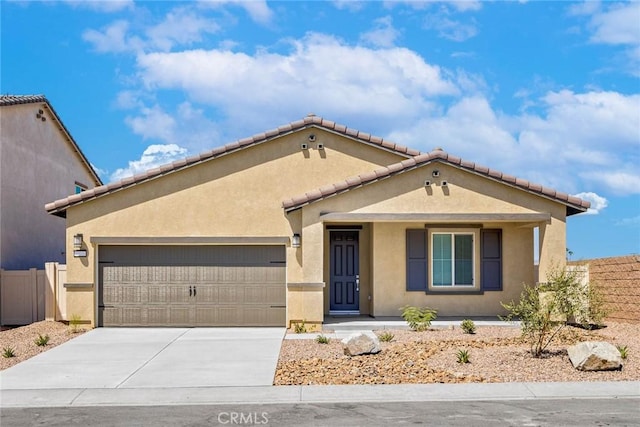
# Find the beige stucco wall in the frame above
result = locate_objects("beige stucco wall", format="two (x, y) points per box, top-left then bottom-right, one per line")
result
(299, 162), (566, 317)
(0, 103), (98, 270)
(61, 126), (571, 324)
(64, 129), (406, 325)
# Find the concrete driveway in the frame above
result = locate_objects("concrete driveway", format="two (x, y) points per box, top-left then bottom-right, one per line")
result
(0, 328), (285, 389)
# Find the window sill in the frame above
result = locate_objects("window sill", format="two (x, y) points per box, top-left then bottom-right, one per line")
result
(426, 289), (484, 295)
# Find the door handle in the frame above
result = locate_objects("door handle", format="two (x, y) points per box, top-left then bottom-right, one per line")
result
(189, 286), (193, 297)
(193, 286), (196, 297)
(355, 275), (360, 292)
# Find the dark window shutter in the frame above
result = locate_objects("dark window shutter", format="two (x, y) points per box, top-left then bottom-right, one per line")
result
(481, 229), (502, 291)
(406, 229), (427, 291)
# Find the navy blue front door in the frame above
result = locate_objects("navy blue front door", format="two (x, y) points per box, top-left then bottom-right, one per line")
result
(330, 231), (359, 312)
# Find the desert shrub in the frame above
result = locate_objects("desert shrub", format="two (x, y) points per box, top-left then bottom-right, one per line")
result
(460, 319), (476, 334)
(35, 334), (50, 346)
(377, 331), (395, 342)
(401, 305), (437, 332)
(315, 334), (330, 344)
(456, 349), (470, 364)
(69, 314), (83, 333)
(293, 320), (307, 334)
(501, 266), (607, 358)
(2, 347), (16, 358)
(617, 345), (628, 360)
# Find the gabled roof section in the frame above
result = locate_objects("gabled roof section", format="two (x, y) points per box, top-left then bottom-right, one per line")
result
(1, 94), (103, 186)
(45, 115), (419, 217)
(282, 149), (591, 216)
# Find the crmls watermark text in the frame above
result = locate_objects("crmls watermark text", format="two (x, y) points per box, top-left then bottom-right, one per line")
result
(217, 412), (269, 425)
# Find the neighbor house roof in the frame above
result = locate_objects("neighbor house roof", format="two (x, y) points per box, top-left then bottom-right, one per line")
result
(45, 115), (419, 217)
(282, 148), (591, 216)
(0, 94), (103, 186)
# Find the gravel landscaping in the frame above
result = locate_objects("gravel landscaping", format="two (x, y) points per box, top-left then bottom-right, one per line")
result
(0, 321), (87, 371)
(275, 323), (639, 385)
(2, 321), (637, 386)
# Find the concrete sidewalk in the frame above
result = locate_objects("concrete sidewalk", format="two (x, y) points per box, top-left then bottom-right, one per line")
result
(1, 381), (639, 408)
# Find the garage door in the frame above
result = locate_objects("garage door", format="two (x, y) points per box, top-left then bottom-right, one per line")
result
(98, 245), (286, 327)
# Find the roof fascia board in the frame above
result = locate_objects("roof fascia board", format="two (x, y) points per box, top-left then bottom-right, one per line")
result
(319, 212), (552, 223)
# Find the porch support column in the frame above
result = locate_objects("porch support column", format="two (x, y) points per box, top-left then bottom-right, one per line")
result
(538, 215), (567, 284)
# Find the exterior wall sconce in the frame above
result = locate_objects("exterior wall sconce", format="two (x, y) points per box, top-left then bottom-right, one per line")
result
(292, 233), (301, 248)
(73, 233), (87, 257)
(73, 234), (83, 250)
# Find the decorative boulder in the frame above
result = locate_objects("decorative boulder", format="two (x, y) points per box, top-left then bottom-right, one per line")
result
(341, 332), (381, 356)
(567, 341), (623, 371)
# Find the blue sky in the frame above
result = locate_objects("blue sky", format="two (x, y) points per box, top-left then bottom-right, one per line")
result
(2, 0), (639, 260)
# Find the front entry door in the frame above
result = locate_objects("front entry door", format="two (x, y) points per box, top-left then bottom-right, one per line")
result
(330, 231), (359, 312)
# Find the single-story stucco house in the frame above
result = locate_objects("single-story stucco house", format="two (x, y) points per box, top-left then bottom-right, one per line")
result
(45, 115), (589, 329)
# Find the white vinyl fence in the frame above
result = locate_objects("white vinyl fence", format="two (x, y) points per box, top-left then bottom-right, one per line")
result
(0, 263), (67, 326)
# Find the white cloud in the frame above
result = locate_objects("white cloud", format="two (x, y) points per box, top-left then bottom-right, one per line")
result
(125, 105), (177, 142)
(583, 172), (640, 196)
(135, 33), (459, 133)
(145, 7), (220, 51)
(387, 1), (482, 13)
(387, 89), (640, 196)
(64, 0), (133, 13)
(124, 102), (222, 152)
(572, 192), (609, 215)
(198, 0), (274, 25)
(110, 144), (188, 182)
(82, 20), (143, 53)
(423, 14), (478, 42)
(360, 16), (400, 48)
(569, 2), (640, 75)
(616, 215), (640, 226)
(588, 2), (640, 45)
(332, 1), (366, 12)
(83, 8), (220, 54)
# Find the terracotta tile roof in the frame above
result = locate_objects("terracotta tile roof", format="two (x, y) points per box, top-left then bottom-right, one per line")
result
(45, 115), (418, 217)
(0, 94), (48, 106)
(1, 94), (103, 186)
(282, 149), (591, 216)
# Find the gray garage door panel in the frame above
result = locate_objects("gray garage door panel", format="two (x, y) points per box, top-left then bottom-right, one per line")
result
(99, 245), (286, 327)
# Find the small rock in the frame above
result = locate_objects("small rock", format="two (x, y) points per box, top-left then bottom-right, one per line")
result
(449, 325), (455, 330)
(567, 341), (622, 371)
(341, 332), (381, 356)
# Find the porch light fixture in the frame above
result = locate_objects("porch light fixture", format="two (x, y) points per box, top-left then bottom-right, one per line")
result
(73, 233), (83, 250)
(292, 233), (301, 248)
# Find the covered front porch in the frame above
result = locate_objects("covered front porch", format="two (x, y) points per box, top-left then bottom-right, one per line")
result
(285, 211), (562, 330)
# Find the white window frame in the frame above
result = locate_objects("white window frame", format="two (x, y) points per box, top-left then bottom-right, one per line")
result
(429, 230), (479, 289)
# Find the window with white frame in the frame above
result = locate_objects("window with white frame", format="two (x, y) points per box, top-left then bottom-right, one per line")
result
(432, 233), (474, 286)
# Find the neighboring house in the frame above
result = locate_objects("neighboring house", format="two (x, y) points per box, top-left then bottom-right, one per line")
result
(45, 115), (589, 328)
(0, 95), (102, 270)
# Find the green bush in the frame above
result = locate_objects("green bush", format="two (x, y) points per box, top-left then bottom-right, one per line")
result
(401, 305), (437, 332)
(501, 266), (607, 358)
(315, 334), (330, 344)
(377, 331), (395, 342)
(460, 319), (476, 334)
(35, 334), (50, 347)
(2, 347), (16, 358)
(456, 349), (470, 364)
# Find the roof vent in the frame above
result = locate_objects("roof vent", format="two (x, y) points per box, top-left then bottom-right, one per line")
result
(433, 147), (444, 151)
(307, 113), (316, 117)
